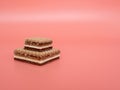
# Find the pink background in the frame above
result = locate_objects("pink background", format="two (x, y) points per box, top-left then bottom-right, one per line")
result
(0, 0), (120, 90)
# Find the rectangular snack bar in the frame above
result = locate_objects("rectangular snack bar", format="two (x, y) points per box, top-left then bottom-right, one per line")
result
(24, 38), (53, 51)
(14, 48), (60, 64)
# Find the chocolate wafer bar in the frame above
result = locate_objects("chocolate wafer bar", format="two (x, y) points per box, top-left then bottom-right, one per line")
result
(24, 38), (53, 51)
(14, 48), (60, 64)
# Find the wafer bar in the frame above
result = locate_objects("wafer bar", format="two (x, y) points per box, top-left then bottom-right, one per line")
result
(24, 38), (53, 51)
(14, 48), (60, 64)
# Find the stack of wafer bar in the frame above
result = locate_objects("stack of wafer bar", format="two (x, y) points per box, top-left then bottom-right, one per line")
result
(14, 38), (60, 65)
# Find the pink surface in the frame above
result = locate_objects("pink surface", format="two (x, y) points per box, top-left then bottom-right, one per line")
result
(0, 0), (120, 90)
